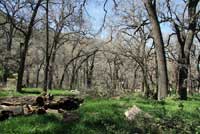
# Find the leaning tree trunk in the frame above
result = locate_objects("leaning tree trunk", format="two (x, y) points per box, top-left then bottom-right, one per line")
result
(59, 65), (68, 89)
(35, 61), (44, 88)
(16, 0), (43, 92)
(17, 42), (30, 92)
(143, 0), (168, 100)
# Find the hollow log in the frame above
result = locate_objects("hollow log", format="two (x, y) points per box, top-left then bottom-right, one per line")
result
(47, 102), (59, 109)
(58, 97), (84, 110)
(45, 97), (84, 111)
(37, 108), (46, 114)
(0, 110), (14, 121)
(36, 96), (45, 106)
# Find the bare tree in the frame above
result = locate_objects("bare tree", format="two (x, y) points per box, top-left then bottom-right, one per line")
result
(43, 0), (49, 92)
(0, 0), (44, 91)
(165, 0), (199, 99)
(16, 0), (43, 92)
(142, 0), (168, 100)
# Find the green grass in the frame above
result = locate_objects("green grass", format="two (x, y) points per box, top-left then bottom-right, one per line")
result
(0, 89), (23, 97)
(0, 88), (76, 98)
(48, 89), (77, 96)
(0, 89), (200, 133)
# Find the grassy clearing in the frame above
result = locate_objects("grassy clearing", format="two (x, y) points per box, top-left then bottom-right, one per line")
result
(0, 88), (76, 98)
(0, 89), (200, 134)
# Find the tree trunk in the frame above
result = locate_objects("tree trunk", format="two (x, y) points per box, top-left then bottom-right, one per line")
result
(176, 0), (198, 100)
(36, 61), (43, 88)
(197, 54), (200, 91)
(43, 0), (49, 92)
(17, 43), (28, 91)
(177, 61), (188, 100)
(143, 0), (168, 100)
(2, 24), (14, 85)
(26, 67), (30, 87)
(59, 65), (68, 89)
(16, 0), (42, 92)
(187, 64), (192, 94)
(2, 66), (9, 86)
(48, 51), (56, 89)
(70, 65), (76, 90)
(142, 67), (150, 97)
(155, 48), (159, 99)
(48, 65), (53, 89)
(86, 53), (96, 89)
(132, 65), (139, 90)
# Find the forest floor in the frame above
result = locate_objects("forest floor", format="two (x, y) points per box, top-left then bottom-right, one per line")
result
(0, 88), (200, 134)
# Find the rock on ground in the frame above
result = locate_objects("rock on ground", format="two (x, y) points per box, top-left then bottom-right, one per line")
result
(124, 105), (152, 121)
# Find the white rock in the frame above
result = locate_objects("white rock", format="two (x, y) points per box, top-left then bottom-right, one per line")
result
(70, 89), (80, 95)
(124, 105), (142, 120)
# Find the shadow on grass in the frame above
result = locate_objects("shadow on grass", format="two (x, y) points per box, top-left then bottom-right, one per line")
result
(20, 90), (41, 95)
(188, 96), (200, 101)
(0, 114), (79, 134)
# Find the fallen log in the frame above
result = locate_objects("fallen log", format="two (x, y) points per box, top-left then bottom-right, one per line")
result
(37, 108), (46, 114)
(0, 105), (24, 116)
(0, 110), (14, 121)
(0, 105), (23, 121)
(46, 102), (59, 109)
(0, 96), (37, 106)
(0, 105), (9, 110)
(0, 104), (44, 121)
(36, 96), (46, 106)
(58, 97), (84, 110)
(23, 105), (36, 115)
(0, 94), (84, 121)
(45, 97), (84, 111)
(1, 102), (21, 106)
(35, 94), (54, 106)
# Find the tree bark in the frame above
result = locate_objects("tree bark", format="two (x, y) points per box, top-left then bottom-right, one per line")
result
(2, 24), (14, 85)
(48, 51), (56, 89)
(36, 61), (44, 88)
(59, 65), (68, 89)
(70, 63), (77, 90)
(142, 67), (150, 97)
(2, 66), (9, 85)
(16, 0), (43, 92)
(143, 0), (168, 100)
(197, 54), (200, 91)
(175, 0), (199, 100)
(43, 0), (49, 92)
(26, 67), (30, 87)
(86, 52), (96, 89)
